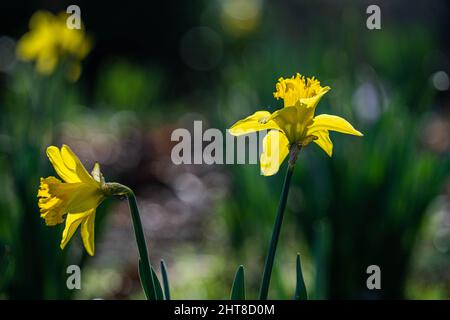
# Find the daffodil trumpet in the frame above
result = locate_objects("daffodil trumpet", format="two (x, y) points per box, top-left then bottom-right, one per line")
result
(38, 145), (159, 299)
(229, 73), (363, 299)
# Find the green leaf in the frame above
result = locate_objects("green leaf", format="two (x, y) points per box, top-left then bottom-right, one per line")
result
(151, 265), (164, 300)
(230, 265), (246, 300)
(138, 259), (155, 300)
(137, 259), (163, 300)
(160, 259), (171, 300)
(127, 192), (158, 300)
(294, 254), (308, 300)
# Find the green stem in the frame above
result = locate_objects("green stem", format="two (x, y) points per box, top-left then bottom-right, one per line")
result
(126, 191), (157, 300)
(105, 183), (157, 299)
(259, 146), (299, 300)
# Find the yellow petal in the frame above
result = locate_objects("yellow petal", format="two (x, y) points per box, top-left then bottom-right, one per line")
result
(61, 145), (96, 183)
(307, 114), (363, 137)
(260, 130), (290, 176)
(60, 210), (92, 251)
(46, 145), (94, 184)
(299, 86), (330, 110)
(66, 186), (104, 213)
(81, 212), (96, 256)
(269, 104), (315, 143)
(17, 12), (54, 58)
(29, 10), (54, 30)
(47, 146), (79, 183)
(229, 111), (282, 136)
(313, 130), (333, 157)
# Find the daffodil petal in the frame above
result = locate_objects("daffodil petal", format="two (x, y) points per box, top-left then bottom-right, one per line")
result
(81, 212), (96, 256)
(67, 187), (104, 213)
(46, 145), (95, 184)
(229, 111), (282, 136)
(269, 106), (298, 127)
(269, 104), (315, 143)
(60, 210), (92, 250)
(47, 146), (81, 183)
(260, 130), (290, 176)
(16, 11), (55, 61)
(307, 114), (363, 137)
(299, 86), (330, 110)
(61, 145), (95, 184)
(313, 130), (333, 157)
(29, 10), (54, 30)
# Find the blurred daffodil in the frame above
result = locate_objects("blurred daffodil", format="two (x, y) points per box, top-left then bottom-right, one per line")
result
(38, 145), (107, 256)
(16, 11), (91, 81)
(229, 73), (363, 176)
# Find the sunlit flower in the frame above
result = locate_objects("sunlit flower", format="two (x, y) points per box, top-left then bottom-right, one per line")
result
(38, 145), (106, 256)
(229, 73), (363, 176)
(16, 11), (91, 81)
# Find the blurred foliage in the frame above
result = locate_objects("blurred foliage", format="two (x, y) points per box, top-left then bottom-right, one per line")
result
(0, 0), (449, 299)
(95, 60), (163, 113)
(0, 63), (78, 298)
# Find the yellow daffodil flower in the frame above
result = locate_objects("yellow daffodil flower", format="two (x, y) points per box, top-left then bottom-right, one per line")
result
(38, 145), (106, 256)
(16, 11), (91, 81)
(229, 73), (363, 176)
(37, 146), (159, 298)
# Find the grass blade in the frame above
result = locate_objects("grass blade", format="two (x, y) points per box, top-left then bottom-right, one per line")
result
(151, 266), (164, 300)
(138, 259), (154, 300)
(160, 259), (171, 300)
(230, 265), (246, 300)
(294, 254), (308, 300)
